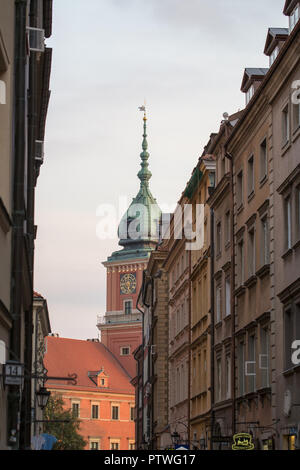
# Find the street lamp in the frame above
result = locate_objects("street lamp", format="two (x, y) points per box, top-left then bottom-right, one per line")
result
(36, 386), (51, 410)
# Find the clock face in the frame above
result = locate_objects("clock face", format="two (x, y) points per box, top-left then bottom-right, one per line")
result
(120, 273), (136, 295)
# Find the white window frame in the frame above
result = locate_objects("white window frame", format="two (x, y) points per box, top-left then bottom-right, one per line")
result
(120, 346), (130, 356)
(246, 85), (254, 105)
(289, 4), (299, 32)
(269, 45), (279, 66)
(89, 439), (100, 450)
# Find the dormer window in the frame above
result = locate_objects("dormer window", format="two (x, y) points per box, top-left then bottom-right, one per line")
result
(241, 68), (269, 106)
(289, 4), (299, 32)
(269, 46), (279, 66)
(246, 85), (254, 105)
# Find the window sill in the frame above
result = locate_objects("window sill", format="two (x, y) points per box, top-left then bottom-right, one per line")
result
(247, 191), (255, 203)
(235, 285), (246, 297)
(215, 320), (222, 329)
(224, 313), (231, 322)
(225, 241), (231, 251)
(259, 175), (268, 188)
(282, 248), (293, 260)
(292, 125), (300, 143)
(292, 238), (300, 252)
(244, 275), (257, 288)
(237, 203), (244, 215)
(281, 140), (291, 157)
(256, 264), (270, 279)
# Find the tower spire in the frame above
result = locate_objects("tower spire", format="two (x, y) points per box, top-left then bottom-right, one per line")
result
(138, 104), (152, 188)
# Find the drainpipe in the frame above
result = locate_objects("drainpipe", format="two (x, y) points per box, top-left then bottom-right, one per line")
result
(8, 0), (27, 450)
(210, 204), (215, 449)
(225, 150), (236, 438)
(20, 0), (38, 449)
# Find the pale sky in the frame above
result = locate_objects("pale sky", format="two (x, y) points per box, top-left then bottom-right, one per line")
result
(35, 0), (287, 339)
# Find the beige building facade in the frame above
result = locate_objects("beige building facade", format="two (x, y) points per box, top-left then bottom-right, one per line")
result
(0, 0), (15, 451)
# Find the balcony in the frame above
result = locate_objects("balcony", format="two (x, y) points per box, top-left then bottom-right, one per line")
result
(97, 312), (142, 326)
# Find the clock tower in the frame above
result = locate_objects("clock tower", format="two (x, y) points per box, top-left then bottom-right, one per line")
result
(97, 109), (161, 378)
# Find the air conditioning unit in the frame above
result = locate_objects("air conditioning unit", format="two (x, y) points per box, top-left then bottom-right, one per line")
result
(35, 140), (44, 164)
(27, 27), (45, 52)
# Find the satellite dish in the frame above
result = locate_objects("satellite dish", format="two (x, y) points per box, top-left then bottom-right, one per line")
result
(283, 389), (292, 417)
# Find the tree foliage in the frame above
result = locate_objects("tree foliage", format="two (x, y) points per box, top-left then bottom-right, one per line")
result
(44, 393), (87, 450)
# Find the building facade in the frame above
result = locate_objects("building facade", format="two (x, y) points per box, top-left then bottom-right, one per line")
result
(0, 0), (53, 449)
(206, 112), (242, 449)
(44, 336), (135, 450)
(188, 156), (215, 449)
(225, 1), (300, 449)
(163, 201), (190, 448)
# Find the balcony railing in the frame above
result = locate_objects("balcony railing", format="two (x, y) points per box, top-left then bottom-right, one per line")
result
(97, 312), (142, 326)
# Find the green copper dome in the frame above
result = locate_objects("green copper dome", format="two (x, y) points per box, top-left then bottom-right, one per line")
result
(108, 110), (161, 263)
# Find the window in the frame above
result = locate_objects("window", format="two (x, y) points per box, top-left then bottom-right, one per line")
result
(248, 227), (255, 277)
(216, 285), (222, 323)
(261, 216), (269, 265)
(225, 211), (230, 246)
(110, 441), (120, 450)
(247, 155), (254, 196)
(90, 441), (100, 450)
(225, 277), (231, 317)
(248, 335), (256, 393)
(260, 138), (267, 182)
(285, 196), (292, 250)
(237, 170), (243, 208)
(289, 4), (299, 32)
(260, 327), (269, 388)
(238, 342), (245, 396)
(130, 406), (135, 421)
(129, 442), (135, 450)
(246, 85), (254, 105)
(216, 358), (222, 402)
(269, 46), (279, 66)
(282, 104), (290, 145)
(225, 355), (231, 399)
(297, 186), (300, 238)
(91, 404), (99, 419)
(284, 309), (293, 370)
(237, 239), (244, 285)
(293, 100), (300, 131)
(124, 300), (132, 315)
(72, 402), (79, 418)
(121, 346), (130, 356)
(112, 405), (119, 420)
(216, 221), (222, 255)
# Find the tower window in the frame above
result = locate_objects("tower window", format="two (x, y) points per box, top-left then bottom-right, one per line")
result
(124, 300), (132, 315)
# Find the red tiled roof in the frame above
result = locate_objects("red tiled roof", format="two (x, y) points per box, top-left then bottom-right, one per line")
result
(44, 337), (134, 395)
